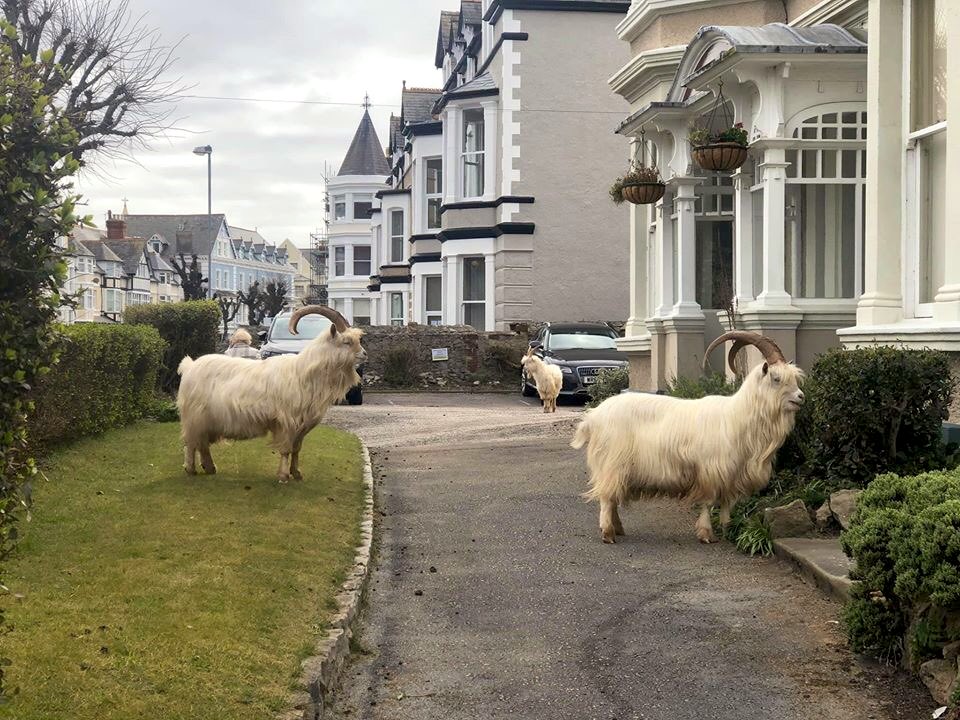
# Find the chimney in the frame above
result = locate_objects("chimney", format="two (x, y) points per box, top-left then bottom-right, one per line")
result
(106, 210), (126, 240)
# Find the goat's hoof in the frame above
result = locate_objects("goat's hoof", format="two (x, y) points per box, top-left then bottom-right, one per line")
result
(696, 531), (718, 544)
(184, 466), (197, 476)
(290, 470), (303, 481)
(601, 530), (616, 544)
(277, 473), (290, 484)
(614, 525), (626, 537)
(202, 465), (217, 475)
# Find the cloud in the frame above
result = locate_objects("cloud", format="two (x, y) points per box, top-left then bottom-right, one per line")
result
(76, 0), (451, 247)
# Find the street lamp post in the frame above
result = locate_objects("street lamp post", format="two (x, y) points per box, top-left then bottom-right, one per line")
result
(192, 144), (212, 215)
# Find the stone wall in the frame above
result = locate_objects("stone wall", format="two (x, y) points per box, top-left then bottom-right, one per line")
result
(359, 324), (529, 390)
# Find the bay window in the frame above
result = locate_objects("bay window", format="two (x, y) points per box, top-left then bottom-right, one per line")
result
(334, 195), (346, 220)
(425, 158), (443, 229)
(461, 257), (485, 330)
(424, 275), (442, 325)
(390, 292), (404, 326)
(353, 194), (373, 220)
(103, 288), (123, 314)
(462, 109), (484, 198)
(390, 210), (404, 263)
(353, 246), (371, 276)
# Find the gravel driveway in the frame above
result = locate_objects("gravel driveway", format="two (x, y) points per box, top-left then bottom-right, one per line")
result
(323, 393), (930, 720)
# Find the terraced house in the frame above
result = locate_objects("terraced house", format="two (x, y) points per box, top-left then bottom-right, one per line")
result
(371, 0), (633, 330)
(610, 0), (960, 392)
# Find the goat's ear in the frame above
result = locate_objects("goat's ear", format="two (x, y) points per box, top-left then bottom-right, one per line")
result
(761, 362), (769, 375)
(329, 324), (339, 339)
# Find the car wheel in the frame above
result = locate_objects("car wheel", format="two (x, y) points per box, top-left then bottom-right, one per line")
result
(520, 371), (536, 397)
(346, 385), (363, 406)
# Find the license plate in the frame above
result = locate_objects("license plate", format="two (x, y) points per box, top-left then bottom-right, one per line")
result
(583, 375), (598, 384)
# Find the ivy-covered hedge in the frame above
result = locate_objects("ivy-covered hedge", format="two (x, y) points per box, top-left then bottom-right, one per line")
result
(28, 324), (166, 449)
(125, 300), (220, 393)
(806, 347), (954, 488)
(842, 467), (960, 668)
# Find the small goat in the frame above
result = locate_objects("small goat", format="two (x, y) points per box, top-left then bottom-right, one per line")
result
(177, 306), (366, 481)
(521, 346), (563, 413)
(571, 332), (804, 544)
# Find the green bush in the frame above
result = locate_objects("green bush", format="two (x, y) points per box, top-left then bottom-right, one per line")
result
(587, 367), (630, 408)
(382, 345), (419, 387)
(28, 324), (166, 450)
(807, 347), (954, 488)
(147, 397), (180, 423)
(666, 372), (739, 399)
(125, 301), (220, 393)
(841, 467), (960, 666)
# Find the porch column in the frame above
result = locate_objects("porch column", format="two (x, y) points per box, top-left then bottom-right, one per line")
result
(481, 101), (498, 202)
(443, 107), (462, 204)
(444, 255), (458, 324)
(623, 184), (651, 337)
(857, 0), (904, 326)
(484, 252), (495, 330)
(733, 163), (754, 305)
(653, 188), (675, 317)
(756, 147), (792, 306)
(934, 2), (960, 321)
(671, 177), (702, 318)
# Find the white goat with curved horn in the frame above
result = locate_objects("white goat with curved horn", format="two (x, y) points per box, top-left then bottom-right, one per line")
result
(571, 331), (804, 544)
(521, 345), (563, 413)
(177, 305), (366, 482)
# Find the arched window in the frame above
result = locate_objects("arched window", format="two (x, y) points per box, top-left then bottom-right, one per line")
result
(784, 106), (867, 299)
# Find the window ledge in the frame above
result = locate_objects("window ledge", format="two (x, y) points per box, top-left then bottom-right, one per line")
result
(838, 320), (960, 352)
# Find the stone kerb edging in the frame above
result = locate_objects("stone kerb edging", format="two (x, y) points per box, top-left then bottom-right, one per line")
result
(278, 442), (375, 720)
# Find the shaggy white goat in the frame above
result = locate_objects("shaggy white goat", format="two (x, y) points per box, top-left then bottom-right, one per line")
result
(521, 345), (563, 413)
(177, 306), (366, 482)
(571, 332), (804, 544)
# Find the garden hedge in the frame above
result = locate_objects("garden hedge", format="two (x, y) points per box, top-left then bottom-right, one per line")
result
(842, 467), (960, 667)
(124, 300), (220, 393)
(28, 324), (166, 450)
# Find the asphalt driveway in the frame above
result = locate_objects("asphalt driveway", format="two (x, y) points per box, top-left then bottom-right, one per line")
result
(324, 393), (929, 720)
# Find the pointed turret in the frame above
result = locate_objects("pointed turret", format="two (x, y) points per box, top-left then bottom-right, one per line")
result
(337, 107), (391, 177)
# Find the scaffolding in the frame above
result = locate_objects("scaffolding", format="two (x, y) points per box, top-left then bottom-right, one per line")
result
(308, 162), (332, 304)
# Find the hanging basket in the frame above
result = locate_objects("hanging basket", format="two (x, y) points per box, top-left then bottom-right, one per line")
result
(621, 181), (665, 205)
(692, 142), (748, 172)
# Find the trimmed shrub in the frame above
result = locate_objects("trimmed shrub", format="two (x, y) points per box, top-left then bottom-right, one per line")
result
(842, 467), (960, 667)
(587, 367), (629, 408)
(807, 347), (954, 488)
(667, 372), (739, 399)
(28, 324), (166, 449)
(382, 345), (419, 387)
(125, 300), (220, 393)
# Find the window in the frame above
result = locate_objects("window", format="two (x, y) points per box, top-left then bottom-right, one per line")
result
(695, 222), (734, 309)
(462, 109), (485, 198)
(215, 269), (221, 288)
(461, 256), (485, 330)
(353, 298), (371, 325)
(334, 247), (346, 276)
(157, 271), (167, 284)
(783, 108), (867, 299)
(81, 286), (93, 310)
(390, 292), (404, 326)
(912, 0), (947, 132)
(151, 237), (163, 253)
(425, 157), (443, 229)
(424, 275), (442, 325)
(334, 195), (346, 220)
(353, 194), (373, 220)
(103, 288), (123, 314)
(390, 210), (404, 263)
(353, 246), (371, 276)
(127, 292), (150, 306)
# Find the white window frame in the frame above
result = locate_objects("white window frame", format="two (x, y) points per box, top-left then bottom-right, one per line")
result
(353, 245), (371, 277)
(334, 247), (346, 277)
(353, 194), (373, 221)
(460, 256), (486, 330)
(333, 195), (346, 221)
(390, 210), (405, 263)
(461, 108), (485, 199)
(389, 292), (404, 326)
(425, 157), (443, 230)
(424, 275), (442, 325)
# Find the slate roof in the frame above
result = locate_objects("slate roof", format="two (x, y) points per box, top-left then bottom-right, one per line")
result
(436, 10), (460, 67)
(433, 71), (499, 113)
(104, 237), (149, 276)
(124, 214), (227, 259)
(460, 0), (482, 27)
(81, 238), (123, 264)
(402, 87), (442, 124)
(337, 109), (391, 176)
(389, 114), (404, 154)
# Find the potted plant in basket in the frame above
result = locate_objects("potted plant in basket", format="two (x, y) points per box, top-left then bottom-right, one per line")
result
(689, 122), (749, 172)
(609, 162), (665, 205)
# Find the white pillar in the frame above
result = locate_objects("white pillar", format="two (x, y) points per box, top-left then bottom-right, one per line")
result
(444, 255), (458, 324)
(623, 196), (651, 338)
(671, 178), (702, 318)
(934, 1), (960, 321)
(344, 297), (354, 325)
(484, 252), (495, 330)
(654, 188), (675, 317)
(444, 107), (462, 204)
(857, 0), (905, 326)
(481, 101), (498, 202)
(756, 147), (793, 306)
(733, 164), (755, 304)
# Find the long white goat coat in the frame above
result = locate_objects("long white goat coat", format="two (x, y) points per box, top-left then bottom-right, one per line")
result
(573, 364), (800, 508)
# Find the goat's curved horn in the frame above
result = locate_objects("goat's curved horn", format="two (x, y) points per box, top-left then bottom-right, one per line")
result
(288, 305), (350, 335)
(703, 331), (786, 374)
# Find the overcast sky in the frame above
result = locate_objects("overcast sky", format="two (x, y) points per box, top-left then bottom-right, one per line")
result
(75, 0), (452, 248)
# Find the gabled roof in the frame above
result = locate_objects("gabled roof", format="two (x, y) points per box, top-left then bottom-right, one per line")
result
(104, 237), (149, 276)
(147, 250), (176, 273)
(436, 10), (460, 68)
(433, 71), (499, 113)
(81, 238), (123, 264)
(228, 225), (268, 246)
(124, 214), (227, 259)
(337, 109), (391, 177)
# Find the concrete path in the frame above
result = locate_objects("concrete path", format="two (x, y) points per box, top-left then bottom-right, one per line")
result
(324, 393), (930, 720)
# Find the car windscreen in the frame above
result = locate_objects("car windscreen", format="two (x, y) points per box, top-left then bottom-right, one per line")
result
(269, 314), (332, 341)
(548, 332), (618, 351)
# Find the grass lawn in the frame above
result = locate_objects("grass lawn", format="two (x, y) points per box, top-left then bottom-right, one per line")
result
(1, 421), (365, 720)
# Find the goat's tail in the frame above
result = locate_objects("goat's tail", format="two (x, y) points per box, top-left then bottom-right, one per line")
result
(570, 415), (591, 449)
(177, 356), (195, 376)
